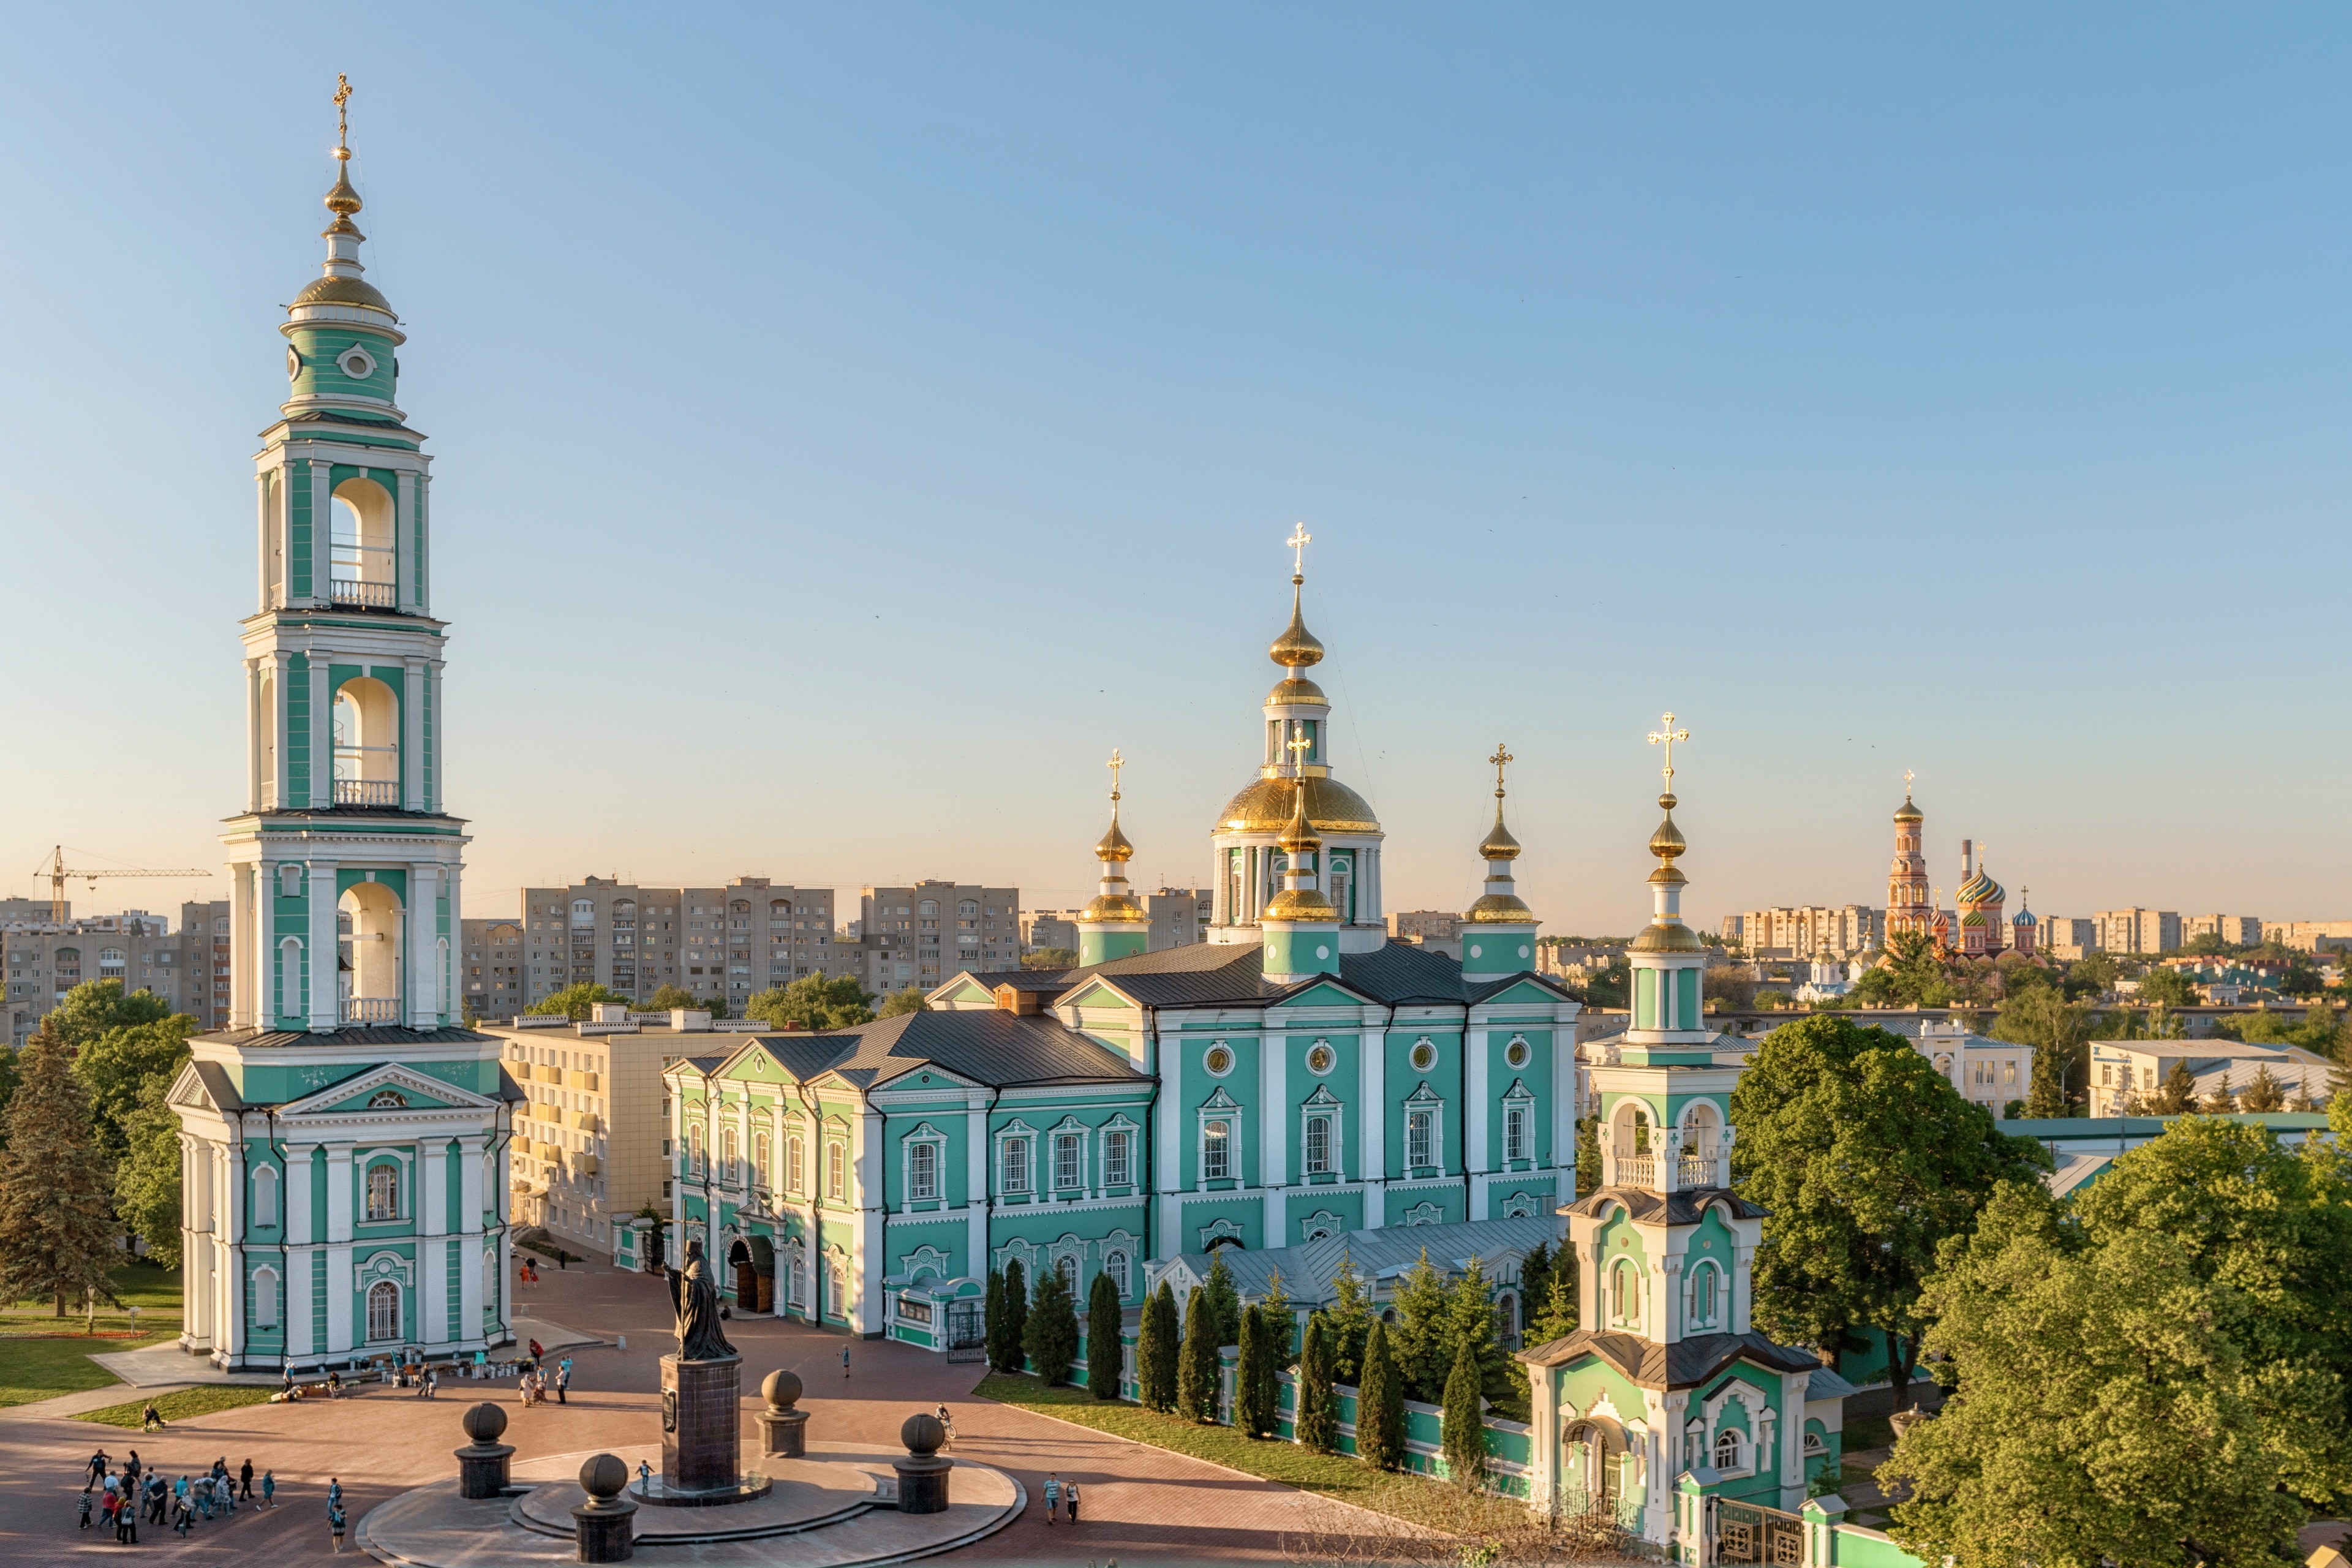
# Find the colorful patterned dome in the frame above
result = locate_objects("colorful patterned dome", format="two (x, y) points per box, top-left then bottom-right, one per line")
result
(1958, 866), (2003, 905)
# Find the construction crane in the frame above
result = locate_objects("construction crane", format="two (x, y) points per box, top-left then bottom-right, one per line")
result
(35, 846), (213, 925)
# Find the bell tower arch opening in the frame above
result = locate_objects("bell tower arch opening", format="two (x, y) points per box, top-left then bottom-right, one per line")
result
(329, 478), (396, 609)
(339, 880), (404, 1025)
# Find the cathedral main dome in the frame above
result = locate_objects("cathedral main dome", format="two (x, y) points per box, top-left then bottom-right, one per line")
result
(1218, 773), (1382, 836)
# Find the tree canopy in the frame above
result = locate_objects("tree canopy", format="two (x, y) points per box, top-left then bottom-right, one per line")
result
(115, 1074), (183, 1268)
(525, 982), (631, 1021)
(745, 974), (875, 1031)
(1729, 1014), (2049, 1408)
(875, 986), (929, 1018)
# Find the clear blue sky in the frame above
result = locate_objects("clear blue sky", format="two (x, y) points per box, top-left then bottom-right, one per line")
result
(3, 6), (2345, 934)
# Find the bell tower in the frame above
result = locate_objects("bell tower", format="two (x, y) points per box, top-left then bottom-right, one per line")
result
(226, 77), (467, 1033)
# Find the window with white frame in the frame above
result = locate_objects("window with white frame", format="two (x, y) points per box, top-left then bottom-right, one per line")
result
(1714, 1430), (1742, 1471)
(253, 1265), (281, 1329)
(1104, 1250), (1130, 1295)
(688, 1124), (704, 1177)
(826, 1138), (846, 1202)
(1001, 1136), (1031, 1194)
(1504, 1102), (1530, 1163)
(909, 1139), (938, 1201)
(722, 1128), (739, 1183)
(366, 1163), (399, 1222)
(366, 1279), (400, 1341)
(253, 1165), (279, 1227)
(786, 1133), (804, 1193)
(1406, 1107), (1435, 1169)
(1305, 1112), (1332, 1174)
(1104, 1129), (1132, 1187)
(1687, 1261), (1721, 1329)
(1610, 1258), (1642, 1325)
(755, 1132), (771, 1189)
(1202, 1117), (1231, 1180)
(1054, 1132), (1083, 1192)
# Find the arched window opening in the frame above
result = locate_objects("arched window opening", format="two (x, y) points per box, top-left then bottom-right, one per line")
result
(722, 1128), (739, 1184)
(366, 1279), (401, 1341)
(786, 1134), (804, 1193)
(279, 937), (303, 1022)
(328, 480), (396, 609)
(754, 1133), (771, 1190)
(688, 1124), (704, 1178)
(254, 1266), (281, 1329)
(1057, 1254), (1078, 1288)
(1105, 1250), (1129, 1296)
(253, 1166), (280, 1228)
(1610, 1260), (1642, 1326)
(337, 879), (403, 1024)
(1714, 1430), (1741, 1471)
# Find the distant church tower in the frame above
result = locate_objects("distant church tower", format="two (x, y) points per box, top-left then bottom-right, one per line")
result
(228, 80), (467, 1031)
(168, 83), (515, 1376)
(1884, 775), (1931, 943)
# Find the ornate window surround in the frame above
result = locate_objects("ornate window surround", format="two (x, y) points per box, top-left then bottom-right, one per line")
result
(1196, 1087), (1242, 1189)
(993, 1118), (1037, 1199)
(900, 1121), (948, 1210)
(1098, 1114), (1141, 1192)
(1500, 1077), (1537, 1168)
(1047, 1115), (1089, 1197)
(1403, 1082), (1444, 1174)
(1298, 1084), (1344, 1180)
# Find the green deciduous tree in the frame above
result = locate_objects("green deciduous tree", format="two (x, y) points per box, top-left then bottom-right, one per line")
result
(1730, 1014), (2049, 1411)
(1992, 986), (2092, 1117)
(1023, 1262), (1080, 1386)
(526, 982), (632, 1021)
(875, 986), (929, 1017)
(50, 981), (197, 1162)
(1879, 1184), (2313, 1567)
(1355, 1319), (1404, 1470)
(0, 1023), (123, 1316)
(2139, 966), (2197, 1009)
(114, 1074), (183, 1268)
(1177, 1282), (1221, 1422)
(1440, 1340), (1487, 1488)
(1295, 1313), (1338, 1453)
(1139, 1279), (1180, 1411)
(745, 975), (874, 1031)
(1022, 947), (1079, 970)
(1087, 1268), (1123, 1400)
(640, 984), (697, 1012)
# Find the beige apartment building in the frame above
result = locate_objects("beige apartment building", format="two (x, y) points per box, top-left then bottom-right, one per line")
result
(2260, 920), (2352, 952)
(2179, 914), (2264, 949)
(513, 876), (856, 1014)
(1145, 887), (1213, 950)
(2095, 908), (2182, 956)
(859, 882), (1020, 992)
(1021, 910), (1082, 957)
(1387, 910), (1462, 944)
(3, 899), (232, 1047)
(484, 1008), (760, 1259)
(460, 918), (526, 1019)
(2036, 916), (2097, 960)
(1723, 905), (1885, 959)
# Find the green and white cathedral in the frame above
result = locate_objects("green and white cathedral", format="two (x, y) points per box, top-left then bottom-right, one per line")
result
(167, 100), (519, 1373)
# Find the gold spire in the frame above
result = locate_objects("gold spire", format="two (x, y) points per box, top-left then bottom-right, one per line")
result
(1465, 741), (1536, 926)
(1094, 748), (1134, 862)
(1268, 525), (1326, 671)
(1645, 712), (1691, 883)
(1478, 741), (1521, 861)
(1894, 767), (1922, 823)
(1081, 748), (1144, 924)
(324, 74), (364, 227)
(1265, 768), (1338, 921)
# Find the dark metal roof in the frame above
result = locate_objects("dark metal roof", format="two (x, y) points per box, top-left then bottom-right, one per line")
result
(736, 1009), (1142, 1091)
(1564, 1185), (1771, 1224)
(200, 1024), (494, 1048)
(189, 1060), (246, 1112)
(1518, 1328), (1824, 1389)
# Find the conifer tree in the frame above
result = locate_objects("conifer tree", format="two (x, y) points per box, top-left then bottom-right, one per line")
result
(1087, 1268), (1125, 1399)
(2239, 1064), (2286, 1113)
(1442, 1253), (1509, 1403)
(1355, 1319), (1404, 1470)
(1295, 1313), (1339, 1453)
(1023, 1262), (1080, 1385)
(989, 1259), (1030, 1373)
(1177, 1284), (1221, 1422)
(2201, 1071), (2239, 1114)
(0, 1023), (122, 1316)
(1234, 1306), (1271, 1436)
(1139, 1279), (1181, 1411)
(1202, 1252), (1242, 1345)
(1517, 1242), (1552, 1340)
(1389, 1248), (1455, 1401)
(1324, 1252), (1373, 1384)
(1440, 1339), (1487, 1488)
(1528, 1254), (1578, 1344)
(2153, 1059), (2199, 1114)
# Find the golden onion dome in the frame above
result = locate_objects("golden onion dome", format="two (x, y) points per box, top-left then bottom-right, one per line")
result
(1464, 892), (1537, 924)
(1276, 777), (1321, 853)
(293, 273), (396, 315)
(1648, 812), (1686, 862)
(1264, 884), (1338, 921)
(1479, 807), (1521, 861)
(1095, 813), (1135, 864)
(1081, 891), (1147, 924)
(1266, 675), (1329, 707)
(1218, 772), (1380, 837)
(326, 159), (363, 219)
(1893, 797), (1923, 824)
(1630, 920), (1706, 953)
(1268, 576), (1325, 670)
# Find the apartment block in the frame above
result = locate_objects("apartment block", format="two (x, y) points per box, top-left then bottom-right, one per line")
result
(2180, 913), (2264, 949)
(1725, 905), (1885, 959)
(1145, 887), (1213, 951)
(2095, 908), (2181, 955)
(2036, 916), (2097, 960)
(460, 917), (526, 1019)
(1022, 910), (1082, 956)
(2261, 920), (2352, 952)
(1387, 910), (1463, 944)
(2, 899), (232, 1047)
(513, 877), (853, 1016)
(859, 882), (1020, 992)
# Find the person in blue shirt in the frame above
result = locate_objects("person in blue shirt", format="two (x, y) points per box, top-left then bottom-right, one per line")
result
(1042, 1472), (1060, 1525)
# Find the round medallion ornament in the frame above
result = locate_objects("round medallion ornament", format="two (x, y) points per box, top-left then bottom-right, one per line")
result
(1505, 1039), (1530, 1069)
(1316, 944), (1330, 960)
(285, 346), (301, 379)
(1469, 944), (1483, 959)
(1520, 944), (1531, 959)
(1204, 1044), (1234, 1077)
(336, 344), (377, 380)
(1305, 1042), (1335, 1075)
(1409, 1039), (1437, 1072)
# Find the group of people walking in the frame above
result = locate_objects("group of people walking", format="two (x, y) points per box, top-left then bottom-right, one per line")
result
(80, 1449), (276, 1542)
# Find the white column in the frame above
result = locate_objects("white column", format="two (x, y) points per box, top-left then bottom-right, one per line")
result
(415, 473), (431, 609)
(243, 658), (263, 813)
(965, 1095), (989, 1280)
(855, 1102), (885, 1336)
(1361, 1022), (1386, 1229)
(230, 863), (256, 1033)
(306, 459), (330, 603)
(285, 1142), (315, 1361)
(459, 1137), (486, 1344)
(1551, 1019), (1577, 1201)
(428, 660), (446, 811)
(309, 652), (332, 809)
(402, 659), (426, 810)
(1465, 1024), (1490, 1221)
(1261, 1032), (1285, 1247)
(1733, 1243), (1755, 1335)
(255, 471), (272, 609)
(1366, 848), (1382, 927)
(270, 649), (292, 810)
(395, 470), (418, 612)
(408, 864), (439, 1027)
(222, 1137), (247, 1362)
(324, 1144), (355, 1354)
(308, 862), (338, 1031)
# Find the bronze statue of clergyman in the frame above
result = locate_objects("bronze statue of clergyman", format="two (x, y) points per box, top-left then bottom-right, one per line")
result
(664, 1239), (737, 1362)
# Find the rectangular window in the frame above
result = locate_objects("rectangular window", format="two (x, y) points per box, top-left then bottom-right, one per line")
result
(1504, 1105), (1529, 1163)
(898, 1296), (933, 1325)
(786, 1135), (804, 1193)
(1305, 1114), (1332, 1175)
(1406, 1108), (1433, 1169)
(1202, 1118), (1231, 1181)
(1002, 1137), (1030, 1194)
(1055, 1133), (1082, 1191)
(826, 1140), (845, 1202)
(1104, 1130), (1131, 1187)
(909, 1141), (938, 1201)
(366, 1164), (398, 1222)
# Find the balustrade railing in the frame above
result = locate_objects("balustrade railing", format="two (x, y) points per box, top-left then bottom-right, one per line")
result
(1615, 1154), (1655, 1189)
(1677, 1153), (1721, 1189)
(330, 577), (396, 609)
(334, 778), (401, 807)
(342, 997), (403, 1025)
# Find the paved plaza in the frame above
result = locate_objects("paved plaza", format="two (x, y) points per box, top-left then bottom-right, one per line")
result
(0, 1259), (1362, 1564)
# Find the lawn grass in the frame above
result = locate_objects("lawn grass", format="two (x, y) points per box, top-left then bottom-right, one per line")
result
(974, 1372), (1534, 1539)
(0, 1333), (175, 1408)
(1844, 1413), (1896, 1453)
(75, 1385), (279, 1428)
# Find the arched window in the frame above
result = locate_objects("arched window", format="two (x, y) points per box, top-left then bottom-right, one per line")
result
(1610, 1259), (1642, 1326)
(1057, 1254), (1078, 1288)
(366, 1280), (400, 1341)
(1494, 1290), (1519, 1349)
(786, 1134), (804, 1194)
(918, 899), (939, 918)
(688, 1124), (704, 1177)
(279, 937), (303, 1020)
(366, 1163), (399, 1222)
(826, 1139), (846, 1202)
(754, 1133), (771, 1189)
(1714, 1430), (1741, 1471)
(253, 1265), (281, 1329)
(1104, 1250), (1129, 1296)
(252, 1166), (279, 1228)
(279, 863), (303, 897)
(1687, 1262), (1721, 1329)
(722, 1128), (739, 1183)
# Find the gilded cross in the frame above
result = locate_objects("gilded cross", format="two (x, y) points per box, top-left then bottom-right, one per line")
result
(1647, 712), (1690, 785)
(1904, 767), (1915, 800)
(333, 74), (353, 154)
(1286, 722), (1314, 775)
(1286, 522), (1312, 576)
(1489, 742), (1513, 796)
(1106, 748), (1123, 802)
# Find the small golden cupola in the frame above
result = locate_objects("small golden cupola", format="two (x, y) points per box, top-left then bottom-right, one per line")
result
(1264, 769), (1338, 923)
(1076, 749), (1148, 965)
(293, 73), (396, 319)
(1461, 744), (1539, 978)
(1632, 713), (1704, 956)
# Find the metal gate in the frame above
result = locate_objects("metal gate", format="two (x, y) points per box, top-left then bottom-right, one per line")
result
(945, 1301), (986, 1363)
(1708, 1496), (1804, 1566)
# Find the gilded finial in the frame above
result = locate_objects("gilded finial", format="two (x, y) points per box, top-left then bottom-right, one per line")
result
(323, 74), (364, 224)
(1286, 722), (1314, 777)
(1645, 714), (1690, 873)
(1286, 522), (1312, 581)
(333, 74), (353, 158)
(1479, 742), (1521, 862)
(1094, 748), (1134, 864)
(1107, 747), (1124, 804)
(1489, 742), (1513, 800)
(1904, 767), (1915, 801)
(1646, 712), (1689, 795)
(1268, 526), (1325, 670)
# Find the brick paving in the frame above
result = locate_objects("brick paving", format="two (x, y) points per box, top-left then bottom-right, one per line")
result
(0, 1259), (1385, 1563)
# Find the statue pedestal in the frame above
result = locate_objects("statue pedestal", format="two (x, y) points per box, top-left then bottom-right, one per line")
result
(757, 1406), (808, 1458)
(893, 1453), (952, 1514)
(660, 1355), (760, 1502)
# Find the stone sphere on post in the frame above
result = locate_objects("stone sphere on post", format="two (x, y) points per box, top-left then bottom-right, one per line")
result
(571, 1450), (639, 1562)
(893, 1411), (952, 1514)
(756, 1367), (810, 1459)
(453, 1400), (516, 1499)
(580, 1453), (631, 1499)
(761, 1369), (803, 1410)
(462, 1401), (508, 1446)
(900, 1412), (946, 1456)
